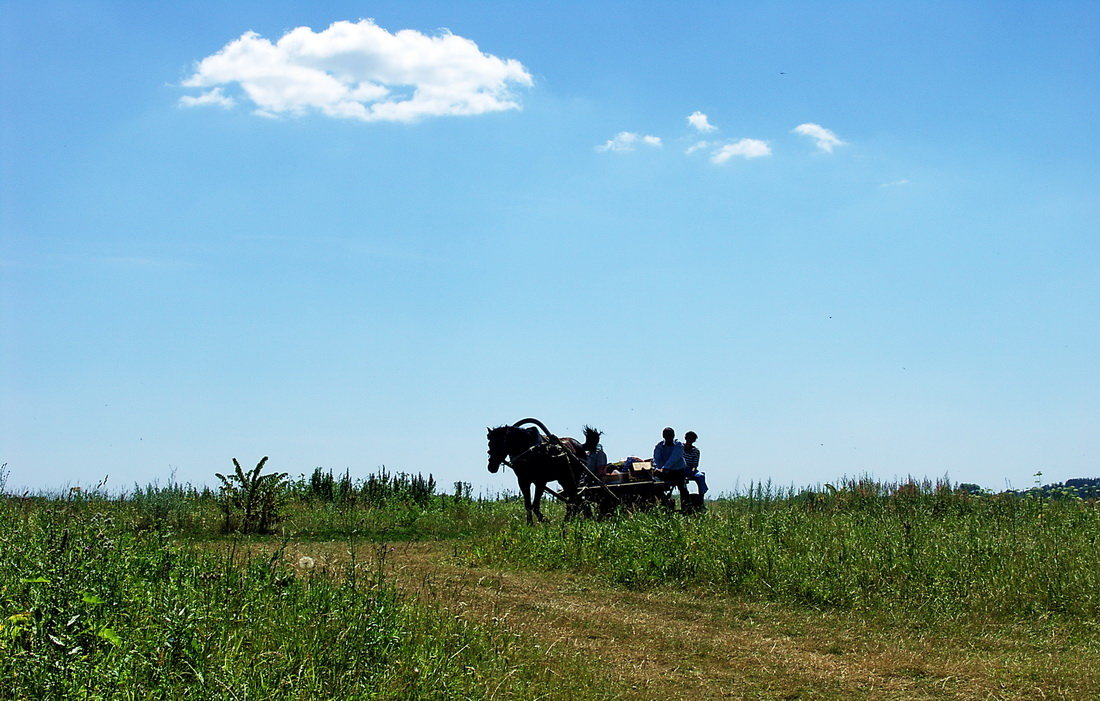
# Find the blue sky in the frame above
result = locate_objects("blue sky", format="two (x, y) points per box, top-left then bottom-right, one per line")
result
(2, 1), (1098, 495)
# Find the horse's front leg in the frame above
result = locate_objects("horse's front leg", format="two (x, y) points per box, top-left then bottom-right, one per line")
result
(532, 483), (549, 522)
(520, 479), (535, 525)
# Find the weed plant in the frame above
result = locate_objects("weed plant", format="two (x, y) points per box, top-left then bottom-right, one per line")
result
(473, 479), (1100, 622)
(214, 456), (289, 534)
(0, 492), (609, 699)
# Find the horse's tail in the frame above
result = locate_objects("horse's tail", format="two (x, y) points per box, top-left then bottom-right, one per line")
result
(582, 425), (602, 453)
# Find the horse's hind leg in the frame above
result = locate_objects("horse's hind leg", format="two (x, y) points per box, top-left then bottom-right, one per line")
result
(532, 484), (549, 522)
(565, 499), (587, 520)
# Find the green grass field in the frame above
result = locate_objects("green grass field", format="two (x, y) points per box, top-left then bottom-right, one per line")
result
(2, 470), (1097, 698)
(474, 480), (1100, 620)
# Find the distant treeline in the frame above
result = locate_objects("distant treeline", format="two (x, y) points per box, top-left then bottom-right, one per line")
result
(996, 477), (1100, 500)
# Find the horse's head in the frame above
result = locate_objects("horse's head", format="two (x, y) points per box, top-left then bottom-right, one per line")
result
(486, 426), (509, 473)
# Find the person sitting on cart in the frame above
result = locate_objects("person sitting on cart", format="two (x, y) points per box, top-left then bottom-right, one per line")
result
(683, 431), (708, 495)
(586, 442), (609, 481)
(653, 427), (690, 507)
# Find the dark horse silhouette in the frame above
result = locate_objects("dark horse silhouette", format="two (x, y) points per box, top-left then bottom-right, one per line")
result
(487, 418), (601, 524)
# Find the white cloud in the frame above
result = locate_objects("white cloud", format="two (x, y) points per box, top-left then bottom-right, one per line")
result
(685, 140), (710, 155)
(179, 19), (533, 122)
(879, 179), (911, 187)
(596, 131), (662, 152)
(687, 111), (716, 133)
(178, 87), (236, 109)
(710, 138), (771, 163)
(793, 123), (845, 153)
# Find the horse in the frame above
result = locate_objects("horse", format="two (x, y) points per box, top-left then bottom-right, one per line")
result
(486, 418), (601, 524)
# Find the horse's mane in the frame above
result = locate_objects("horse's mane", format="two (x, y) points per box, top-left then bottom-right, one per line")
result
(488, 424), (539, 442)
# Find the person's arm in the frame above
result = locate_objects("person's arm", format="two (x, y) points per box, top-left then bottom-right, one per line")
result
(669, 443), (684, 468)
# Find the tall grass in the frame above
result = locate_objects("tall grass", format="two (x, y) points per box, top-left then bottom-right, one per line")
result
(0, 492), (608, 699)
(472, 479), (1100, 621)
(117, 470), (518, 541)
(293, 467), (438, 507)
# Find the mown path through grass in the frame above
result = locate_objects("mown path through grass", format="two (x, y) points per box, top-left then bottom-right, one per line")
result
(276, 540), (1095, 700)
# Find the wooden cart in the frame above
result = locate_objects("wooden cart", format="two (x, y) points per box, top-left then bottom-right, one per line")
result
(573, 460), (704, 517)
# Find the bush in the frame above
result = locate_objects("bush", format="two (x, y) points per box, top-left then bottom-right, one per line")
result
(214, 457), (288, 534)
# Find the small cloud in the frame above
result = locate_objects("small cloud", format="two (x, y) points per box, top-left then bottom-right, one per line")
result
(685, 140), (710, 155)
(178, 87), (235, 109)
(879, 179), (911, 188)
(596, 131), (662, 152)
(793, 123), (845, 153)
(687, 111), (716, 133)
(710, 138), (771, 163)
(179, 19), (532, 123)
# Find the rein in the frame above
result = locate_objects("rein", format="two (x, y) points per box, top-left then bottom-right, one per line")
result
(504, 437), (546, 468)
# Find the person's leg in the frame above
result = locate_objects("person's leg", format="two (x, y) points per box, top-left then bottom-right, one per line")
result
(694, 472), (708, 495)
(676, 473), (690, 510)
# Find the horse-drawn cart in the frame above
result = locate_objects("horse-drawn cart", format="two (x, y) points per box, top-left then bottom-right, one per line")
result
(487, 417), (701, 522)
(576, 474), (676, 517)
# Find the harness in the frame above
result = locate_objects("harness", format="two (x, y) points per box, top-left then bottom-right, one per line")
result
(501, 425), (618, 502)
(500, 429), (544, 468)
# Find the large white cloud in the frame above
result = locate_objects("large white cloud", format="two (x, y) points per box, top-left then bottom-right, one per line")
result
(710, 139), (771, 163)
(793, 123), (845, 153)
(595, 131), (662, 152)
(687, 111), (716, 133)
(179, 19), (533, 122)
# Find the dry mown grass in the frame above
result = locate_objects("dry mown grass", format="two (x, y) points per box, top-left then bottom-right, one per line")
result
(255, 540), (1098, 700)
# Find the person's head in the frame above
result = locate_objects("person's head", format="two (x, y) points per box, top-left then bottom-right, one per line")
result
(662, 427), (675, 443)
(685, 431), (697, 445)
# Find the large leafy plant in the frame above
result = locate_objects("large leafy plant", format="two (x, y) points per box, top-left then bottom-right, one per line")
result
(215, 456), (288, 534)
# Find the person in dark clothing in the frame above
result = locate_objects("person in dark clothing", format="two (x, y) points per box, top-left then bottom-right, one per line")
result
(653, 427), (690, 509)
